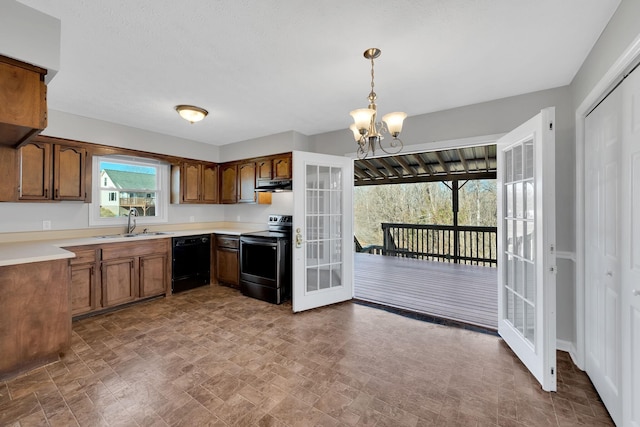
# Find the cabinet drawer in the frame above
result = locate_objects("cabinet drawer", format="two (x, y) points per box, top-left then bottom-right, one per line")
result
(216, 235), (239, 250)
(64, 246), (98, 265)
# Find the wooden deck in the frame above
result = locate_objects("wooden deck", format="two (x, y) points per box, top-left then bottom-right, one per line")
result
(354, 253), (498, 330)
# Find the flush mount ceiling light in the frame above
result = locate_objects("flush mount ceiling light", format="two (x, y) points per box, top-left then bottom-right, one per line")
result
(175, 105), (208, 124)
(349, 48), (407, 159)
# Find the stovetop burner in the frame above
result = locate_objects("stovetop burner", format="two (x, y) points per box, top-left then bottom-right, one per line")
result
(241, 214), (292, 241)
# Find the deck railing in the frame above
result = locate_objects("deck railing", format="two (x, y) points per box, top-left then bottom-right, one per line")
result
(380, 222), (497, 267)
(119, 197), (154, 206)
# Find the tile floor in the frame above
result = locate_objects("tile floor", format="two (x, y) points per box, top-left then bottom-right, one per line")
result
(0, 285), (614, 426)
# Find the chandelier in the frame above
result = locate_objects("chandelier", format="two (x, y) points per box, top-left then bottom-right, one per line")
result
(349, 48), (407, 159)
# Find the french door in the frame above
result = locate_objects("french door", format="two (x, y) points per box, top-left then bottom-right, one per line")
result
(497, 108), (557, 391)
(292, 151), (354, 312)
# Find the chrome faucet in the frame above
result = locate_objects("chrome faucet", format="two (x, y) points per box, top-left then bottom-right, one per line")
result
(126, 208), (138, 234)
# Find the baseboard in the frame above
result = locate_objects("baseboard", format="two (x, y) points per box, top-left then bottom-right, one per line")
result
(557, 339), (581, 369)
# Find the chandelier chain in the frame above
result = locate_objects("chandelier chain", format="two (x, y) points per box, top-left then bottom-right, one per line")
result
(369, 55), (377, 103)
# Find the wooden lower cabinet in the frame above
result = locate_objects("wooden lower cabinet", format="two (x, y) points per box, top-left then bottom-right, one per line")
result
(64, 239), (169, 318)
(140, 253), (167, 297)
(102, 258), (137, 307)
(0, 259), (70, 380)
(215, 234), (239, 287)
(67, 246), (99, 316)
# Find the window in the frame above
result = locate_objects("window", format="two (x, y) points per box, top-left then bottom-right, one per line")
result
(90, 155), (169, 226)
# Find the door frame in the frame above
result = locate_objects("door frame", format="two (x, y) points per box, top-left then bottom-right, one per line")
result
(574, 32), (640, 370)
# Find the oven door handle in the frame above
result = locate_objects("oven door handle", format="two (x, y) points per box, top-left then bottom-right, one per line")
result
(240, 237), (278, 247)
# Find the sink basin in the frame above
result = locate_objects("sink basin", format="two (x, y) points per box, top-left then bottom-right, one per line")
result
(96, 232), (172, 239)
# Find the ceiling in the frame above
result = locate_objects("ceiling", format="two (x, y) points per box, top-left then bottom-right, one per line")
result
(354, 145), (496, 186)
(16, 0), (620, 147)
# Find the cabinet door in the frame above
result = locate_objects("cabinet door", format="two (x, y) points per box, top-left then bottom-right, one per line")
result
(102, 258), (136, 307)
(237, 162), (256, 203)
(140, 253), (167, 297)
(182, 162), (201, 203)
(273, 155), (292, 179)
(220, 164), (237, 204)
(54, 144), (86, 201)
(70, 263), (97, 316)
(216, 247), (239, 287)
(201, 163), (218, 203)
(18, 142), (51, 200)
(257, 159), (272, 179)
(0, 59), (47, 146)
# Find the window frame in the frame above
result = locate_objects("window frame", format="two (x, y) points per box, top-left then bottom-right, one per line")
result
(89, 154), (169, 227)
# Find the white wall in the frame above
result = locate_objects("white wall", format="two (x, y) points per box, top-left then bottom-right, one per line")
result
(571, 0), (640, 110)
(220, 130), (311, 162)
(223, 192), (293, 223)
(44, 110), (220, 161)
(0, 1), (60, 82)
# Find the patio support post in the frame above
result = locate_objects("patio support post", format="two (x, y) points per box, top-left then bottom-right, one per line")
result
(452, 180), (460, 264)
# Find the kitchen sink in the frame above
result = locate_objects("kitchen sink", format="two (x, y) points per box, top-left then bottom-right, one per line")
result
(96, 232), (172, 239)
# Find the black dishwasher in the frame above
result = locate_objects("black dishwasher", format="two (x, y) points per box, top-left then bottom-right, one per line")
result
(171, 234), (211, 293)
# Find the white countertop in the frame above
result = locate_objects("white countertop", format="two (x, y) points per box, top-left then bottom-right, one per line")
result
(0, 225), (265, 267)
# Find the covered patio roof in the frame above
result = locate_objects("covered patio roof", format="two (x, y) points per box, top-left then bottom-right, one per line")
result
(354, 144), (497, 186)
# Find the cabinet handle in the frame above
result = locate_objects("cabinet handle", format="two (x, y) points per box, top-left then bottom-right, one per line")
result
(55, 188), (59, 199)
(45, 188), (48, 198)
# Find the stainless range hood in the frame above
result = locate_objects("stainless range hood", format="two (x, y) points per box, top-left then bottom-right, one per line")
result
(254, 178), (292, 192)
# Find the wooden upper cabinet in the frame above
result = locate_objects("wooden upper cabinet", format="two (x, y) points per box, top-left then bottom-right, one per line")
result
(0, 56), (48, 147)
(201, 163), (218, 203)
(237, 162), (256, 203)
(171, 161), (218, 204)
(18, 140), (87, 201)
(18, 141), (51, 200)
(257, 159), (273, 179)
(273, 154), (292, 179)
(182, 162), (201, 203)
(220, 163), (238, 204)
(54, 145), (86, 200)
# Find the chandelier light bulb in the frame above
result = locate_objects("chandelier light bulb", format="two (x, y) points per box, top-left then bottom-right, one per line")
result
(382, 112), (407, 137)
(350, 108), (375, 133)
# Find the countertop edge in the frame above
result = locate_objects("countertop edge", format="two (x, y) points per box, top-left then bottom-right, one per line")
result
(0, 227), (265, 267)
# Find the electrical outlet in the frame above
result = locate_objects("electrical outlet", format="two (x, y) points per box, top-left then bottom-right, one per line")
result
(42, 220), (51, 230)
(189, 216), (195, 223)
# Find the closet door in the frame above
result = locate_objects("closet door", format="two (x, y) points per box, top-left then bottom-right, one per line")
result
(621, 66), (640, 427)
(584, 83), (622, 425)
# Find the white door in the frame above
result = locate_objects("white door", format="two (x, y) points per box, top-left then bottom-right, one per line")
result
(292, 151), (354, 312)
(584, 81), (622, 424)
(497, 108), (557, 391)
(621, 65), (640, 427)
